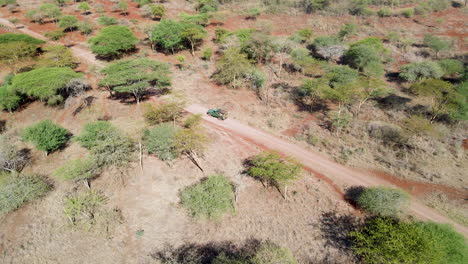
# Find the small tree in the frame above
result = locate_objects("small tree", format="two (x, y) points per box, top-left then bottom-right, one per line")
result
(0, 174), (51, 215)
(0, 42), (38, 74)
(117, 0), (129, 15)
(54, 157), (99, 182)
(77, 20), (94, 35)
(246, 152), (301, 198)
(174, 127), (207, 163)
(39, 3), (62, 22)
(355, 186), (410, 217)
(141, 4), (166, 20)
(78, 2), (91, 14)
(143, 123), (179, 161)
(144, 101), (185, 125)
(74, 121), (118, 149)
(149, 20), (189, 53)
(241, 32), (276, 63)
(399, 61), (444, 82)
(180, 174), (235, 219)
(351, 217), (468, 264)
(338, 23), (358, 40)
(89, 26), (138, 58)
(0, 84), (21, 112)
(59, 15), (78, 31)
(437, 59), (464, 77)
(99, 58), (171, 103)
(423, 34), (450, 58)
(22, 120), (70, 154)
(11, 67), (83, 104)
(251, 241), (298, 264)
(201, 47), (212, 60)
(212, 48), (252, 88)
(181, 24), (207, 56)
(97, 15), (118, 26)
(36, 45), (78, 68)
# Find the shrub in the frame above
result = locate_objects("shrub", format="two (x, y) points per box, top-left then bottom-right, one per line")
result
(36, 45), (77, 68)
(344, 38), (385, 74)
(325, 65), (359, 88)
(0, 84), (21, 112)
(214, 28), (230, 44)
(312, 36), (345, 61)
(150, 20), (206, 54)
(241, 32), (276, 63)
(38, 3), (62, 21)
(367, 121), (407, 147)
(144, 101), (185, 125)
(401, 8), (414, 18)
(399, 61), (443, 82)
(180, 174), (235, 219)
(143, 123), (179, 161)
(179, 12), (210, 26)
(304, 0), (330, 13)
(0, 41), (37, 74)
(58, 15), (78, 31)
(77, 20), (94, 35)
(338, 23), (358, 40)
(427, 0), (450, 12)
(201, 47), (213, 60)
(54, 157), (98, 181)
(423, 34), (451, 57)
(212, 48), (253, 88)
(97, 15), (118, 26)
(377, 7), (392, 17)
(11, 67), (82, 104)
(0, 33), (45, 45)
(75, 121), (118, 149)
(63, 190), (112, 228)
(78, 2), (91, 14)
(174, 127), (207, 158)
(99, 58), (171, 103)
(89, 26), (138, 58)
(0, 174), (51, 215)
(251, 241), (298, 264)
(437, 59), (464, 77)
(44, 30), (65, 41)
(355, 186), (410, 217)
(0, 134), (29, 172)
(351, 217), (468, 264)
(141, 4), (166, 20)
(246, 152), (301, 190)
(22, 120), (70, 154)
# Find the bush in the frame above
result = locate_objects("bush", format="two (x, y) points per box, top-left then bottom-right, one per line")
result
(246, 152), (301, 190)
(312, 36), (345, 61)
(325, 65), (359, 88)
(77, 20), (94, 35)
(11, 67), (82, 104)
(75, 121), (117, 149)
(437, 59), (464, 77)
(143, 123), (179, 161)
(78, 2), (91, 14)
(0, 33), (45, 45)
(399, 61), (443, 82)
(22, 120), (70, 154)
(58, 15), (78, 31)
(0, 174), (51, 215)
(351, 217), (468, 264)
(377, 7), (392, 17)
(367, 121), (407, 147)
(54, 157), (98, 181)
(338, 23), (358, 40)
(355, 186), (410, 217)
(150, 20), (206, 54)
(36, 45), (77, 68)
(144, 101), (185, 125)
(241, 32), (276, 63)
(99, 58), (171, 103)
(401, 8), (414, 18)
(141, 4), (166, 20)
(212, 48), (253, 88)
(0, 134), (29, 172)
(427, 0), (450, 12)
(304, 0), (330, 13)
(44, 30), (65, 41)
(201, 47), (213, 60)
(423, 34), (451, 57)
(344, 38), (385, 75)
(89, 26), (138, 58)
(180, 174), (235, 220)
(0, 84), (21, 112)
(63, 190), (114, 229)
(251, 242), (298, 264)
(98, 15), (118, 26)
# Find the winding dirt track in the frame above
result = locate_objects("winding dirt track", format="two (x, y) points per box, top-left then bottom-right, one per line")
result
(1, 17), (467, 238)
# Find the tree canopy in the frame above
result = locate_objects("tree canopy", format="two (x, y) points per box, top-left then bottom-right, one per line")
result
(22, 120), (70, 154)
(0, 33), (45, 45)
(150, 20), (206, 54)
(89, 26), (138, 58)
(99, 58), (171, 103)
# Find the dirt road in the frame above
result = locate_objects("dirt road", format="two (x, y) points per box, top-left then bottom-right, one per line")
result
(1, 18), (466, 237)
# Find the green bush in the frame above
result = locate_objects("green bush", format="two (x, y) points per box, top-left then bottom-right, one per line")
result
(143, 123), (179, 161)
(22, 120), (70, 154)
(241, 32), (276, 63)
(64, 190), (107, 226)
(351, 217), (468, 264)
(54, 157), (98, 181)
(98, 15), (118, 26)
(356, 186), (410, 217)
(325, 65), (359, 88)
(180, 174), (235, 220)
(77, 20), (94, 35)
(36, 45), (77, 68)
(212, 48), (253, 88)
(141, 4), (166, 19)
(78, 2), (91, 13)
(423, 34), (451, 57)
(201, 47), (213, 60)
(143, 101), (185, 125)
(304, 0), (330, 13)
(251, 241), (298, 264)
(401, 8), (414, 18)
(89, 26), (138, 58)
(438, 59), (464, 77)
(0, 174), (51, 215)
(75, 121), (117, 149)
(246, 152), (302, 189)
(44, 30), (65, 41)
(0, 33), (45, 45)
(399, 61), (443, 82)
(377, 7), (392, 17)
(344, 37), (385, 75)
(150, 20), (206, 54)
(0, 84), (21, 112)
(99, 58), (171, 103)
(338, 23), (358, 40)
(11, 67), (82, 104)
(58, 15), (78, 30)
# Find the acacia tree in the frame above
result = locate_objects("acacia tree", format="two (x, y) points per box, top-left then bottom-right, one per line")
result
(0, 42), (38, 74)
(21, 120), (70, 155)
(89, 26), (138, 58)
(99, 58), (171, 103)
(212, 48), (253, 88)
(246, 151), (302, 198)
(181, 24), (207, 56)
(174, 127), (207, 171)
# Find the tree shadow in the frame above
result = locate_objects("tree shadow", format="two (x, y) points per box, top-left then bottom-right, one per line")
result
(150, 239), (261, 264)
(73, 96), (96, 116)
(344, 186), (365, 208)
(376, 94), (411, 111)
(318, 211), (362, 253)
(0, 120), (5, 133)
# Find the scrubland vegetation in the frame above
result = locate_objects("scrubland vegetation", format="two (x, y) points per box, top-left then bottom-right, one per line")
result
(0, 0), (467, 263)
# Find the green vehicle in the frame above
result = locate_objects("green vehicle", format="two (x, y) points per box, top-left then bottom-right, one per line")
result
(207, 108), (228, 120)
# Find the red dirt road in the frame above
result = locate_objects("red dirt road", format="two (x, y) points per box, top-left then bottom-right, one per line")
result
(1, 18), (467, 238)
(185, 104), (468, 237)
